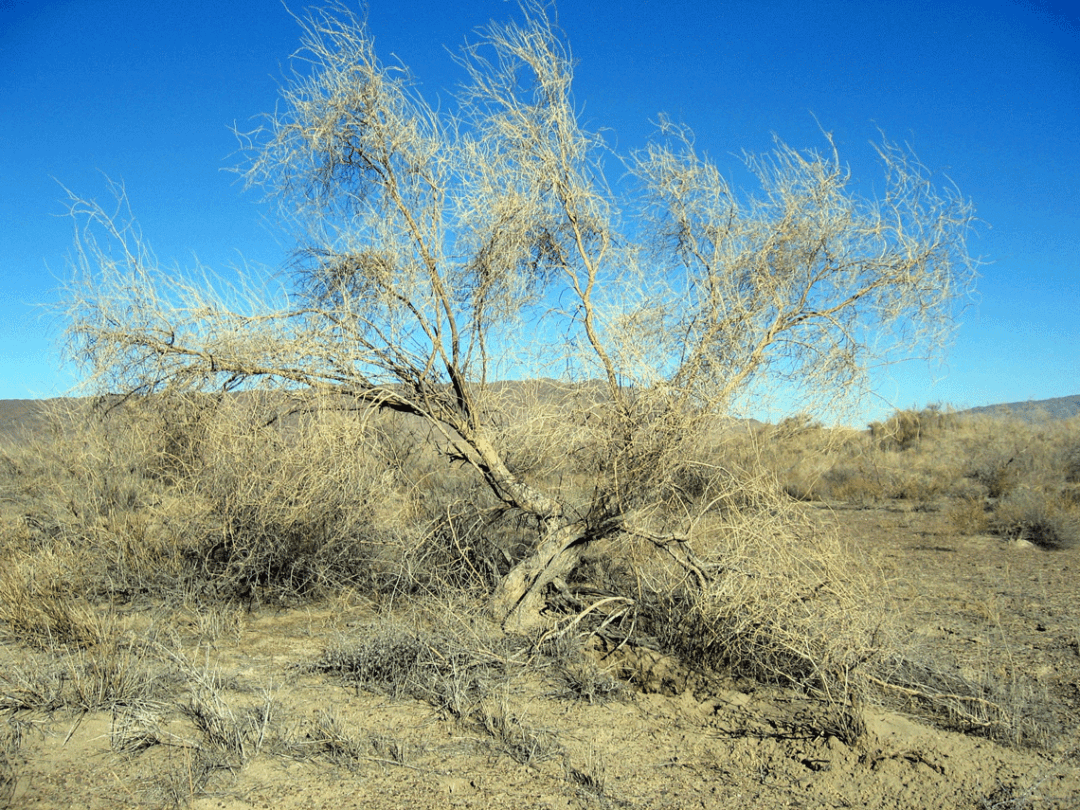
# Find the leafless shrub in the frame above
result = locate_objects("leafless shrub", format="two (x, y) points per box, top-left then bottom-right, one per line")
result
(622, 464), (883, 734)
(0, 548), (112, 649)
(990, 489), (1079, 550)
(968, 452), (1021, 501)
(185, 396), (406, 602)
(870, 406), (950, 451)
(820, 459), (888, 505)
(312, 605), (569, 764)
(869, 653), (1055, 747)
(948, 496), (992, 536)
(313, 608), (516, 720)
(887, 469), (948, 509)
(0, 392), (425, 605)
(1064, 442), (1080, 484)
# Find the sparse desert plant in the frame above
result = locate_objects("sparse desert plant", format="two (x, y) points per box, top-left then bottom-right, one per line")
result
(312, 606), (572, 765)
(564, 745), (608, 798)
(0, 634), (167, 717)
(477, 693), (561, 766)
(968, 451), (1021, 501)
(868, 653), (1033, 743)
(65, 636), (169, 713)
(178, 683), (275, 768)
(948, 496), (992, 536)
(313, 606), (515, 720)
(870, 405), (949, 451)
(820, 458), (888, 504)
(295, 708), (374, 769)
(114, 646), (280, 805)
(551, 655), (626, 705)
(989, 488), (1079, 550)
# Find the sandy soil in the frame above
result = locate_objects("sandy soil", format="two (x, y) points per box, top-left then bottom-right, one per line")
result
(4, 504), (1080, 809)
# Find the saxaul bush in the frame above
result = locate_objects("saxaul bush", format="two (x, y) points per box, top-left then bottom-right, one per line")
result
(56, 1), (977, 721)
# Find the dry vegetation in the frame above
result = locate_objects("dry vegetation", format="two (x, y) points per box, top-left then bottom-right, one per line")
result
(1, 397), (1078, 807)
(756, 406), (1080, 551)
(8, 2), (1076, 806)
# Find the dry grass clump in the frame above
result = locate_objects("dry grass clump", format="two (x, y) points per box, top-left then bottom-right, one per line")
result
(313, 606), (515, 718)
(312, 603), (564, 766)
(104, 643), (280, 807)
(0, 593), (171, 717)
(278, 707), (412, 770)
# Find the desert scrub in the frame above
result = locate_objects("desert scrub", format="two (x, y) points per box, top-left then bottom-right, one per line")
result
(621, 464), (884, 738)
(989, 488), (1080, 549)
(948, 496), (992, 536)
(0, 393), (430, 606)
(869, 405), (951, 451)
(966, 450), (1021, 500)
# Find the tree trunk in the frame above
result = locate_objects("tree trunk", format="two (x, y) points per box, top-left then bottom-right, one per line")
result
(489, 520), (589, 630)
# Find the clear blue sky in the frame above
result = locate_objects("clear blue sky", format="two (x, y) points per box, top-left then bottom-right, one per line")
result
(2, 0), (1077, 423)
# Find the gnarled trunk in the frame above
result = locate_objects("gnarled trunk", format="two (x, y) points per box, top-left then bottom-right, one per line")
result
(489, 520), (589, 630)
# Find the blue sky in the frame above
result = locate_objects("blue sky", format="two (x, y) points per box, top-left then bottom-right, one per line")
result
(1, 0), (1077, 423)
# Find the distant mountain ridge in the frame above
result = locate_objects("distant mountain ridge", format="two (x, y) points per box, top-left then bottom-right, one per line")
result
(0, 389), (1077, 443)
(956, 394), (1080, 421)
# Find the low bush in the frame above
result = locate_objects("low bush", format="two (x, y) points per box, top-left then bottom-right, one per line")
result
(619, 464), (882, 740)
(989, 488), (1080, 550)
(869, 405), (949, 451)
(947, 496), (992, 536)
(0, 394), (433, 605)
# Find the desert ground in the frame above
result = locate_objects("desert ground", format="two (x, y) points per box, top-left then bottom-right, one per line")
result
(1, 400), (1078, 809)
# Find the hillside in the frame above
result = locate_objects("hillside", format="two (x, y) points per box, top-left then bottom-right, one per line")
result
(957, 393), (1080, 420)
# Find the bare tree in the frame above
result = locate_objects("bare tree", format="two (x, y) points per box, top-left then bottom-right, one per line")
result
(64, 1), (975, 629)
